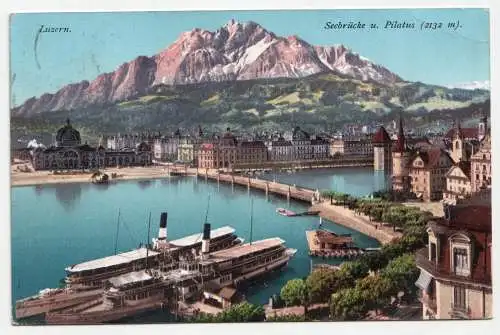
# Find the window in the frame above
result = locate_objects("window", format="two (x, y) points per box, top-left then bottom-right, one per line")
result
(453, 248), (469, 276)
(453, 286), (466, 310)
(430, 242), (437, 262)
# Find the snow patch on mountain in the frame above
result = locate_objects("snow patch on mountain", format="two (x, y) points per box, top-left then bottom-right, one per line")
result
(446, 81), (490, 91)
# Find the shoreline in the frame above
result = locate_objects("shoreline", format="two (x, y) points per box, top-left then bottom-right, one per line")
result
(10, 166), (196, 188)
(310, 202), (401, 245)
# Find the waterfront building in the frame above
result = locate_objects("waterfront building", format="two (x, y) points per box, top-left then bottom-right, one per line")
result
(407, 148), (453, 201)
(329, 136), (373, 157)
(372, 126), (392, 171)
(178, 140), (201, 165)
(106, 133), (158, 151)
(415, 202), (491, 319)
(289, 126), (313, 160)
(470, 132), (491, 193)
(198, 129), (238, 170)
(443, 161), (472, 205)
(32, 120), (152, 171)
(391, 116), (411, 193)
(153, 136), (181, 162)
(237, 141), (268, 165)
(310, 137), (330, 160)
(266, 136), (294, 161)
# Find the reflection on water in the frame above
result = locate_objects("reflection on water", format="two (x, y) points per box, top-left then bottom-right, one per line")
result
(54, 184), (83, 211)
(12, 169), (383, 315)
(137, 180), (153, 190)
(33, 183), (84, 212)
(261, 167), (389, 197)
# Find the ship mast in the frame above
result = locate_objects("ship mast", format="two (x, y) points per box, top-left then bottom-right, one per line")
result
(114, 209), (121, 255)
(146, 211), (152, 271)
(204, 194), (211, 225)
(250, 198), (254, 245)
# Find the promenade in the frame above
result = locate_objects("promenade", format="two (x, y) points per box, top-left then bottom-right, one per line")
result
(198, 170), (401, 245)
(310, 202), (402, 245)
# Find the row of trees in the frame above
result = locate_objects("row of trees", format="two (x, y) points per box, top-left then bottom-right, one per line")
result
(187, 301), (306, 322)
(278, 190), (432, 320)
(188, 302), (265, 322)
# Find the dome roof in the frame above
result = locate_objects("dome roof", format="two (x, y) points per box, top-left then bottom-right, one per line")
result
(56, 119), (81, 144)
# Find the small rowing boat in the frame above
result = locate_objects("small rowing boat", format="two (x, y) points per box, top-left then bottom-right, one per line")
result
(276, 208), (296, 217)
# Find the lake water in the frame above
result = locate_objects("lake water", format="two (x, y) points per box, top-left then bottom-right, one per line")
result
(11, 168), (387, 322)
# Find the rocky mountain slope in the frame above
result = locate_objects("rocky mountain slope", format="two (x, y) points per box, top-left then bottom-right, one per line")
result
(13, 20), (404, 117)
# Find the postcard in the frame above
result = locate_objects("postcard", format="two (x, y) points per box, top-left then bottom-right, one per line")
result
(10, 8), (491, 325)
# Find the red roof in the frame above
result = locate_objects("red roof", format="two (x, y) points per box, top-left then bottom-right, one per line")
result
(372, 126), (391, 144)
(445, 127), (478, 140)
(429, 204), (491, 284)
(201, 143), (214, 150)
(409, 147), (451, 169)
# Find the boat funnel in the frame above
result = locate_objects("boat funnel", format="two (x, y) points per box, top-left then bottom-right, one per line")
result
(158, 212), (168, 240)
(201, 223), (211, 254)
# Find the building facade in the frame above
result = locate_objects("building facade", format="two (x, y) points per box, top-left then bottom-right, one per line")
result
(237, 141), (268, 165)
(153, 137), (181, 162)
(470, 132), (491, 193)
(330, 137), (373, 157)
(32, 120), (152, 171)
(407, 148), (453, 201)
(415, 202), (492, 320)
(266, 138), (294, 162)
(443, 162), (472, 205)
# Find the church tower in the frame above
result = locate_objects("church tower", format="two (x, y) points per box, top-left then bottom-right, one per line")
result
(451, 120), (466, 163)
(478, 112), (487, 142)
(391, 115), (411, 192)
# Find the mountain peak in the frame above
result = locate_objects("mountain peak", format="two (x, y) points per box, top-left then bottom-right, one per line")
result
(13, 20), (404, 116)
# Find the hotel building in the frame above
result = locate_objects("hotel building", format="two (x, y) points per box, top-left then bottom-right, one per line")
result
(415, 201), (492, 319)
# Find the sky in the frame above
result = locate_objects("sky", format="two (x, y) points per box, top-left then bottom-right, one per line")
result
(10, 8), (490, 106)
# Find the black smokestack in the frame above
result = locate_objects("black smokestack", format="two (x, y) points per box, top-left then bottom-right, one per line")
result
(160, 212), (168, 228)
(158, 212), (168, 240)
(203, 223), (211, 240)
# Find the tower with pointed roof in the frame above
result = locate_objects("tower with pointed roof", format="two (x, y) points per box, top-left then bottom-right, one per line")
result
(478, 110), (488, 142)
(451, 119), (467, 163)
(372, 125), (392, 171)
(391, 115), (411, 192)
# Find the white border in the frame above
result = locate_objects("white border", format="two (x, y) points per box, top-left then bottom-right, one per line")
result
(1, 1), (498, 335)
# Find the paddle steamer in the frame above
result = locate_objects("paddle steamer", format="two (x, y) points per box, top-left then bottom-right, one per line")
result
(45, 223), (296, 324)
(15, 212), (242, 320)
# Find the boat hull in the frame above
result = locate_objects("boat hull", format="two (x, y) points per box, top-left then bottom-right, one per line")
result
(15, 289), (102, 320)
(45, 300), (166, 325)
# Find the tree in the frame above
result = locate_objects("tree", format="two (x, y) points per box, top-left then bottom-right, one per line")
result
(188, 302), (265, 323)
(355, 274), (392, 314)
(306, 268), (338, 303)
(320, 190), (335, 205)
(218, 302), (266, 322)
(330, 287), (369, 320)
(281, 278), (307, 307)
(381, 254), (419, 302)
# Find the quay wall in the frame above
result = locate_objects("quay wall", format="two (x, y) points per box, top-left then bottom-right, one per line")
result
(310, 203), (401, 245)
(232, 156), (373, 171)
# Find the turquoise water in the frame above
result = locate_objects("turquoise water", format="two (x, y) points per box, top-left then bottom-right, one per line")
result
(260, 167), (390, 196)
(11, 169), (386, 321)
